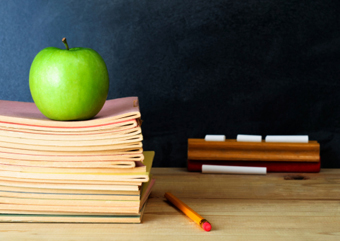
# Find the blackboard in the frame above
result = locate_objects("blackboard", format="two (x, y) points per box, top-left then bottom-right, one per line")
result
(1, 0), (340, 167)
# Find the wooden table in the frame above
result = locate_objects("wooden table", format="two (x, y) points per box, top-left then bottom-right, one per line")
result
(1, 168), (339, 240)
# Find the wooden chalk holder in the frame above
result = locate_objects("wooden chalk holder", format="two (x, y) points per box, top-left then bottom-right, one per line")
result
(188, 139), (320, 162)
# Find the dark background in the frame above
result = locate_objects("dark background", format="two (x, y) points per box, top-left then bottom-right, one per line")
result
(1, 0), (340, 167)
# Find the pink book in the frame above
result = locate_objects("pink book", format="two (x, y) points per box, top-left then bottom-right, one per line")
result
(0, 97), (140, 128)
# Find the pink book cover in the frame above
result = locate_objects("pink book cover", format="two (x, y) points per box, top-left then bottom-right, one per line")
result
(0, 97), (140, 128)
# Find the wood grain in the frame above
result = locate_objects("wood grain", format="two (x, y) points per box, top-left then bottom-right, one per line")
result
(188, 138), (320, 162)
(0, 168), (339, 241)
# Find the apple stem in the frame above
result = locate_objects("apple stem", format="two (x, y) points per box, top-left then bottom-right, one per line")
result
(62, 38), (70, 50)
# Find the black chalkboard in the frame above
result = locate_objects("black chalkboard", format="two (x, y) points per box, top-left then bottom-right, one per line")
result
(1, 0), (340, 167)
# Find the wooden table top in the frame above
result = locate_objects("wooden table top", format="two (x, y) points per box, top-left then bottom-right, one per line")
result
(1, 168), (340, 241)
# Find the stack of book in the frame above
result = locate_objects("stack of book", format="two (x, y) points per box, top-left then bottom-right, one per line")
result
(187, 138), (321, 172)
(0, 96), (155, 223)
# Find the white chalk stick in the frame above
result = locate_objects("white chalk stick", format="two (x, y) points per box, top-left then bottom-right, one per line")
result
(205, 135), (226, 142)
(265, 135), (309, 143)
(202, 165), (267, 175)
(237, 134), (262, 142)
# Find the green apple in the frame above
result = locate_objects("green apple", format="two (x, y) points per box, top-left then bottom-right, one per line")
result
(29, 38), (109, 121)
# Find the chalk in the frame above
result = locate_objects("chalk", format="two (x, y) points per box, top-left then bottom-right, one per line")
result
(265, 135), (309, 143)
(237, 134), (262, 142)
(202, 164), (267, 175)
(205, 135), (226, 142)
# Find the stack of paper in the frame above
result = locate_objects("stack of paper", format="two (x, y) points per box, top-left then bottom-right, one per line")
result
(0, 97), (155, 223)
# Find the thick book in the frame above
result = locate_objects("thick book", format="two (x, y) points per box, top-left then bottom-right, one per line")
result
(0, 152), (154, 183)
(0, 179), (155, 216)
(0, 97), (141, 128)
(187, 159), (321, 173)
(0, 184), (153, 223)
(0, 151), (154, 193)
(188, 138), (320, 162)
(0, 178), (156, 215)
(0, 152), (156, 223)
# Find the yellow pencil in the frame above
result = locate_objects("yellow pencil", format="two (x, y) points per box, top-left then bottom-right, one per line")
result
(164, 192), (211, 231)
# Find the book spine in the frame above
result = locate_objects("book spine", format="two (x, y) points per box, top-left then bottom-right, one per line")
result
(187, 160), (321, 173)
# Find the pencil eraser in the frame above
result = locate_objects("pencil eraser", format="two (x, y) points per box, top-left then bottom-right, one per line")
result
(205, 135), (225, 142)
(237, 134), (262, 142)
(202, 221), (211, 232)
(265, 135), (309, 143)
